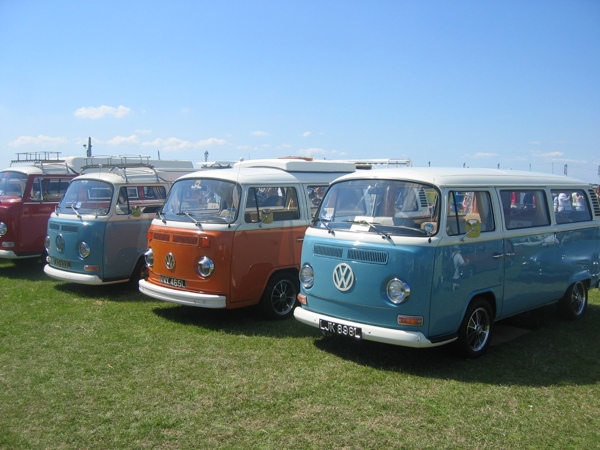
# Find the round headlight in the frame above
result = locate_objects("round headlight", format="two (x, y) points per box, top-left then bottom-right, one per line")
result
(144, 248), (154, 267)
(300, 264), (314, 289)
(44, 235), (51, 251)
(197, 256), (214, 278)
(78, 242), (91, 259)
(387, 278), (410, 304)
(0, 222), (7, 236)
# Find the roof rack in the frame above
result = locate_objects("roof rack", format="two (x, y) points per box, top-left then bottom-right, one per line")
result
(11, 151), (64, 164)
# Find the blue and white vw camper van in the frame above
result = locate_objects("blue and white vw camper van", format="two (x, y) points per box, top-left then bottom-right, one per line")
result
(294, 168), (600, 357)
(44, 156), (194, 285)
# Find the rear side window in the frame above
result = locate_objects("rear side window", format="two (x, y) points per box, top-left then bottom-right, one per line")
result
(245, 186), (300, 222)
(500, 189), (550, 229)
(116, 186), (167, 215)
(447, 191), (495, 236)
(551, 189), (592, 224)
(307, 185), (329, 216)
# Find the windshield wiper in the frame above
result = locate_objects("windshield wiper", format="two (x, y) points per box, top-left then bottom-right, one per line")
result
(158, 211), (167, 224)
(318, 218), (335, 235)
(346, 220), (391, 240)
(70, 203), (82, 219)
(178, 211), (203, 229)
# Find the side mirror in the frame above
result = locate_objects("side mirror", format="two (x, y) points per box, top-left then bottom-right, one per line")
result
(463, 218), (481, 240)
(259, 210), (274, 226)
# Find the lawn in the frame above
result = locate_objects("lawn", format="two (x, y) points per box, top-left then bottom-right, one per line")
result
(0, 259), (599, 449)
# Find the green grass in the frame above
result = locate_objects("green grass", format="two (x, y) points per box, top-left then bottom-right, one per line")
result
(0, 259), (599, 449)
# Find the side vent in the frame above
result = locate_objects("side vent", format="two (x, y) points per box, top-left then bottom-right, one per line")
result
(313, 244), (343, 258)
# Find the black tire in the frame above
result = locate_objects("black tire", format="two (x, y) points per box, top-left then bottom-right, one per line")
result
(128, 257), (148, 288)
(455, 298), (493, 358)
(259, 271), (299, 320)
(558, 280), (587, 320)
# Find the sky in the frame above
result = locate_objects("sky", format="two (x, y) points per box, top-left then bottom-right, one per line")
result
(1, 0), (599, 182)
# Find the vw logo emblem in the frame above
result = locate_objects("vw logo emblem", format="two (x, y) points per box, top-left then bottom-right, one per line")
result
(165, 253), (176, 270)
(333, 263), (354, 292)
(55, 234), (65, 253)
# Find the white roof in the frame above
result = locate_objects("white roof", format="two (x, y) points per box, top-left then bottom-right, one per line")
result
(332, 167), (589, 188)
(174, 158), (356, 185)
(233, 158), (356, 173)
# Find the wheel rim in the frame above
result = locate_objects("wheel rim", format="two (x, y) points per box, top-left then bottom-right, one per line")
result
(571, 282), (586, 315)
(270, 280), (296, 315)
(466, 307), (491, 353)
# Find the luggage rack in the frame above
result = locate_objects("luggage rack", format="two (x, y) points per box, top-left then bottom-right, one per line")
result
(80, 155), (161, 183)
(10, 151), (79, 175)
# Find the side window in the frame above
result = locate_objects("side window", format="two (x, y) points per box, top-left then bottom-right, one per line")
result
(46, 178), (71, 201)
(447, 191), (495, 236)
(500, 189), (550, 229)
(307, 185), (329, 216)
(551, 189), (592, 224)
(245, 186), (300, 223)
(116, 186), (167, 215)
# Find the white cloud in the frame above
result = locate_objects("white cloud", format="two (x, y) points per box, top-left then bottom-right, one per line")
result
(302, 131), (312, 137)
(74, 105), (132, 119)
(251, 130), (271, 137)
(9, 135), (68, 147)
(473, 152), (497, 158)
(106, 135), (141, 146)
(141, 137), (227, 152)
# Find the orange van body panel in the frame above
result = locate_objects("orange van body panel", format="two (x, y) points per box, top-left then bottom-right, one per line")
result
(230, 225), (305, 304)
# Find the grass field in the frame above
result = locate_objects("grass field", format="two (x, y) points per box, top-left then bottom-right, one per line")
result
(1, 259), (599, 449)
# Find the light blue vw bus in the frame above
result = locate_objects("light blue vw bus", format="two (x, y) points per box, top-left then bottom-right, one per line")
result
(44, 156), (194, 285)
(294, 168), (600, 357)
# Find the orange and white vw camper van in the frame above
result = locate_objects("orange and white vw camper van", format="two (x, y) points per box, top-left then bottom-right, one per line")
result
(138, 158), (355, 319)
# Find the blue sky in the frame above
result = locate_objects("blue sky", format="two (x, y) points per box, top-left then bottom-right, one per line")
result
(1, 1), (599, 182)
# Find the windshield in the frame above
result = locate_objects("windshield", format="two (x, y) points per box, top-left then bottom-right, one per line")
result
(0, 171), (28, 198)
(57, 179), (113, 216)
(315, 179), (439, 237)
(161, 178), (241, 224)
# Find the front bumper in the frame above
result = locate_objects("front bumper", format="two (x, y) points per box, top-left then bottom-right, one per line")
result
(294, 307), (453, 348)
(138, 279), (227, 308)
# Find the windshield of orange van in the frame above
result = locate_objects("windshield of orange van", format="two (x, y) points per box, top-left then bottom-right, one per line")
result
(161, 178), (241, 224)
(57, 179), (113, 216)
(315, 179), (439, 237)
(0, 171), (27, 199)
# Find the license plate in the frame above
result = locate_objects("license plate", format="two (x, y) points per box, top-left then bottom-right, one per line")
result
(52, 258), (71, 269)
(159, 275), (187, 288)
(319, 319), (362, 339)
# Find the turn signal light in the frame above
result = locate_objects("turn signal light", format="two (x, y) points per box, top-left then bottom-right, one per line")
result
(397, 315), (423, 326)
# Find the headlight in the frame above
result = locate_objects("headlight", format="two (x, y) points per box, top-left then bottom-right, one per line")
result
(44, 235), (50, 251)
(197, 256), (214, 277)
(144, 248), (154, 267)
(300, 264), (314, 289)
(0, 222), (7, 236)
(387, 278), (410, 304)
(78, 242), (91, 259)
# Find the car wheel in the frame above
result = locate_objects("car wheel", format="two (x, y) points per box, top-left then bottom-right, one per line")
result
(558, 280), (587, 320)
(456, 298), (493, 358)
(259, 272), (299, 320)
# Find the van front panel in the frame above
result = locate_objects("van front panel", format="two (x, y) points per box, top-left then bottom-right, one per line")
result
(301, 231), (436, 335)
(146, 225), (235, 300)
(46, 217), (107, 278)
